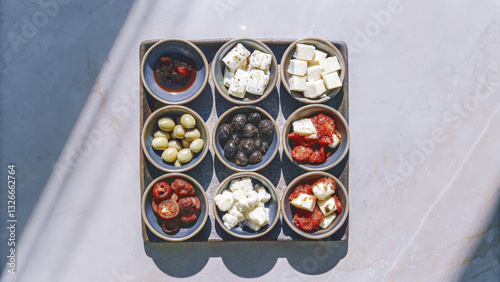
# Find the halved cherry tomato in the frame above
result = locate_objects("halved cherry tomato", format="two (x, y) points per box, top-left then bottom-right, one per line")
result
(153, 182), (172, 200)
(170, 193), (179, 202)
(151, 198), (162, 214)
(162, 218), (180, 234)
(157, 199), (180, 219)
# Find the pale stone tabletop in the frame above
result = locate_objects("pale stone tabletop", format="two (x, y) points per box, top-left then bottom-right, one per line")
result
(0, 0), (499, 281)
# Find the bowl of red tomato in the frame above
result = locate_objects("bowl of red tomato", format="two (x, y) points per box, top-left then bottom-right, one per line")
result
(141, 173), (208, 242)
(282, 104), (350, 171)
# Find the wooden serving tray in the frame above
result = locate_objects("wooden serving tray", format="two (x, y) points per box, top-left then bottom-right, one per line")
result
(140, 39), (349, 243)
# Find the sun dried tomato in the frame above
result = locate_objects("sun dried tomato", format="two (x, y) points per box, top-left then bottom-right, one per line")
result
(289, 183), (314, 201)
(171, 178), (195, 197)
(180, 212), (198, 223)
(170, 193), (179, 202)
(178, 197), (201, 214)
(333, 195), (342, 213)
(311, 113), (335, 146)
(293, 206), (324, 232)
(291, 145), (314, 162)
(307, 146), (326, 164)
(151, 198), (162, 214)
(161, 218), (180, 234)
(288, 132), (318, 147)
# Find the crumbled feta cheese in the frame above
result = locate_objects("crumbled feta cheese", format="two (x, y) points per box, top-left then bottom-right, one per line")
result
(246, 69), (269, 95)
(214, 190), (234, 212)
(222, 43), (251, 72)
(322, 71), (342, 89)
(255, 186), (271, 204)
(229, 177), (253, 192)
(304, 80), (327, 99)
(319, 56), (341, 75)
(289, 75), (307, 92)
(222, 213), (239, 229)
(306, 65), (322, 82)
(245, 206), (270, 226)
(242, 219), (262, 231)
(228, 205), (245, 222)
(293, 43), (316, 61)
(249, 50), (272, 71)
(287, 59), (308, 76)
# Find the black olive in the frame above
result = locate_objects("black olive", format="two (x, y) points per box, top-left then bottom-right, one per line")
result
(260, 141), (269, 155)
(238, 138), (256, 155)
(258, 119), (274, 136)
(218, 123), (233, 144)
(230, 133), (240, 143)
(223, 140), (238, 159)
(243, 123), (258, 138)
(235, 151), (248, 166)
(249, 150), (263, 164)
(254, 139), (262, 150)
(248, 112), (261, 125)
(231, 114), (247, 132)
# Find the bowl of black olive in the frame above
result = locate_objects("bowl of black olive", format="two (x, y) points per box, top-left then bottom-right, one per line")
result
(213, 107), (280, 172)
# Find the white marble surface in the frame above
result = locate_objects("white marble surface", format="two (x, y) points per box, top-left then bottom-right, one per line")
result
(1, 0), (499, 281)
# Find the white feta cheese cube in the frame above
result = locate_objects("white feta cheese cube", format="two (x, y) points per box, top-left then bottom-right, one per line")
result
(293, 43), (316, 61)
(304, 80), (327, 99)
(289, 75), (307, 92)
(289, 193), (316, 212)
(306, 65), (322, 82)
(328, 132), (341, 148)
(222, 43), (251, 72)
(312, 180), (336, 200)
(292, 118), (317, 136)
(214, 190), (234, 211)
(319, 56), (341, 75)
(242, 219), (262, 231)
(249, 50), (272, 71)
(223, 77), (232, 87)
(317, 196), (337, 216)
(255, 186), (271, 204)
(287, 59), (308, 76)
(319, 212), (337, 229)
(322, 71), (342, 89)
(309, 50), (328, 65)
(246, 206), (270, 226)
(222, 213), (239, 229)
(228, 69), (250, 98)
(246, 69), (269, 95)
(228, 205), (245, 222)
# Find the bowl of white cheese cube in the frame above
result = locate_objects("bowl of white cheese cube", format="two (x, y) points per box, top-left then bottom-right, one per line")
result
(282, 171), (349, 239)
(280, 38), (345, 104)
(211, 38), (278, 105)
(213, 173), (281, 239)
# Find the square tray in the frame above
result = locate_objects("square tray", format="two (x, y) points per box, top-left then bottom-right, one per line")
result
(140, 39), (349, 243)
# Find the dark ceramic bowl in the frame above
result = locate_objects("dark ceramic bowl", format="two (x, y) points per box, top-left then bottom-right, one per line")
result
(213, 172), (280, 239)
(280, 38), (345, 104)
(141, 173), (208, 242)
(283, 104), (350, 171)
(141, 39), (209, 104)
(211, 38), (278, 105)
(212, 106), (279, 172)
(282, 172), (349, 239)
(141, 105), (209, 173)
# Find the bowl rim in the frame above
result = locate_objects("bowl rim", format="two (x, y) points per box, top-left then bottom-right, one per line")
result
(141, 38), (209, 105)
(281, 171), (349, 239)
(141, 105), (210, 173)
(282, 104), (350, 171)
(141, 173), (209, 242)
(211, 38), (278, 105)
(212, 106), (280, 172)
(280, 37), (346, 104)
(212, 172), (281, 239)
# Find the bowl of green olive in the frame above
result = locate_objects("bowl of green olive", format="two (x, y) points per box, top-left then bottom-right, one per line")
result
(141, 105), (209, 172)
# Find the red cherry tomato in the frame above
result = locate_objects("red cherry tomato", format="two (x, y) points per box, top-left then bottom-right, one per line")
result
(157, 199), (180, 219)
(170, 193), (179, 202)
(161, 218), (180, 234)
(153, 182), (172, 200)
(151, 198), (162, 214)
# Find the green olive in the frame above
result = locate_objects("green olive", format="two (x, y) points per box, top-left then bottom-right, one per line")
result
(177, 148), (193, 163)
(161, 148), (177, 162)
(158, 117), (175, 132)
(190, 138), (204, 153)
(151, 137), (169, 150)
(181, 139), (192, 148)
(180, 114), (196, 129)
(172, 125), (186, 139)
(154, 130), (170, 140)
(184, 128), (201, 141)
(168, 140), (182, 151)
(176, 116), (182, 125)
(174, 159), (182, 167)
